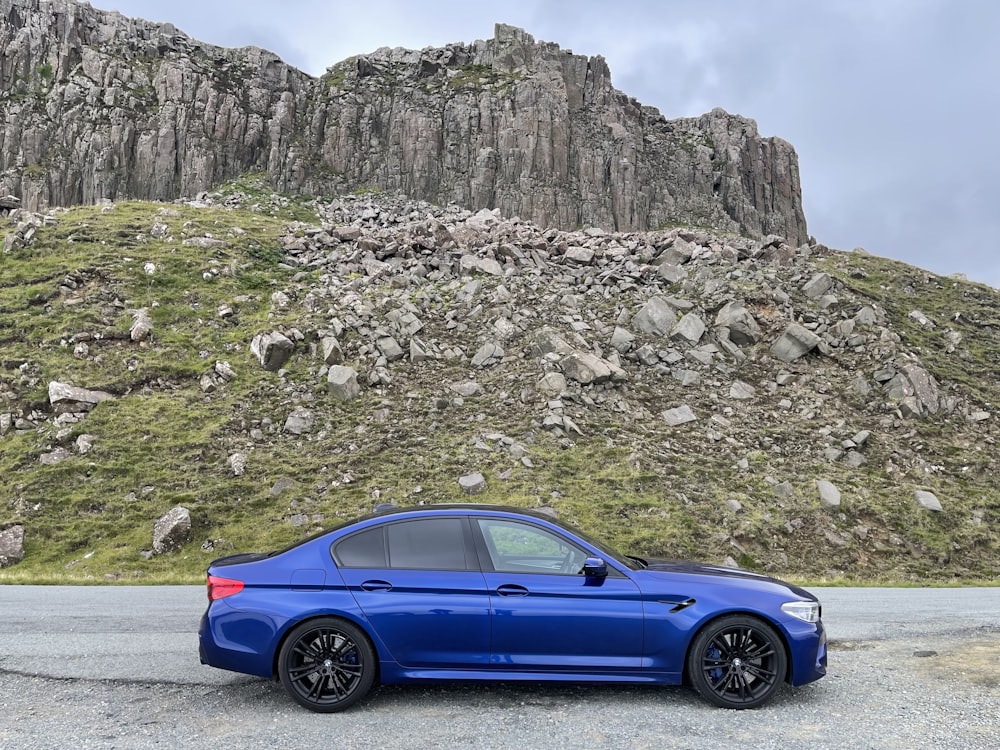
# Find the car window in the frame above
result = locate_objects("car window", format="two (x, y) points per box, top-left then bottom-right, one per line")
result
(386, 518), (469, 570)
(334, 527), (387, 568)
(477, 519), (588, 575)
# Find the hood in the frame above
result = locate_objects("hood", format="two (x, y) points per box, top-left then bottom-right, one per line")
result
(644, 558), (773, 578)
(641, 559), (817, 601)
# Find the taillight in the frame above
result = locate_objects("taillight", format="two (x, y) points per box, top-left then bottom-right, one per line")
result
(207, 575), (244, 601)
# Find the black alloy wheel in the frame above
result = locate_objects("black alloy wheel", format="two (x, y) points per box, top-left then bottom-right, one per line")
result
(687, 614), (787, 709)
(278, 617), (376, 712)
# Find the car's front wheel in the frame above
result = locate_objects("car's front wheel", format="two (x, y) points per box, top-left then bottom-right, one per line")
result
(687, 614), (787, 709)
(278, 617), (376, 712)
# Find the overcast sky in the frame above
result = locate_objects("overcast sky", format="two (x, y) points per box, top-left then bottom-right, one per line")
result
(90, 0), (1000, 287)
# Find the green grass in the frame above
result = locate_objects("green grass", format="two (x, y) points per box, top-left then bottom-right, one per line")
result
(2, 200), (1000, 584)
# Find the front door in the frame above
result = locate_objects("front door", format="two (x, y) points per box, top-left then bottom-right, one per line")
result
(475, 518), (644, 670)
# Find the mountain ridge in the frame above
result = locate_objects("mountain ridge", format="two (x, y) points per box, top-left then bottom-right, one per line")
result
(1, 0), (806, 242)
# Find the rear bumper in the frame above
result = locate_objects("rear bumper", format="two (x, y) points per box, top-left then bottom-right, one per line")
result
(198, 601), (278, 679)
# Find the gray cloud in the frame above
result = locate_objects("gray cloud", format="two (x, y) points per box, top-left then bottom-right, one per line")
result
(89, 0), (1000, 286)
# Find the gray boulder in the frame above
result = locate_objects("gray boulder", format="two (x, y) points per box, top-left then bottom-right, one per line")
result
(471, 342), (504, 368)
(773, 482), (795, 498)
(459, 473), (488, 495)
(40, 448), (72, 465)
(152, 506), (192, 554)
(388, 310), (425, 337)
(633, 297), (677, 337)
(609, 326), (635, 353)
(376, 336), (405, 362)
(662, 405), (697, 426)
(529, 328), (574, 357)
(770, 324), (822, 363)
(449, 381), (483, 397)
(659, 239), (695, 266)
(657, 263), (687, 284)
(48, 381), (114, 413)
(283, 407), (315, 435)
(270, 477), (296, 497)
(565, 247), (595, 264)
(715, 301), (762, 345)
(328, 366), (362, 401)
(885, 363), (940, 418)
(537, 372), (568, 395)
(321, 337), (344, 365)
(854, 306), (879, 326)
(560, 351), (626, 385)
(0, 525), (25, 567)
(130, 307), (153, 342)
(250, 331), (294, 372)
(802, 272), (833, 299)
(228, 452), (247, 476)
(914, 490), (942, 512)
(460, 255), (503, 276)
(816, 480), (841, 508)
(670, 313), (706, 344)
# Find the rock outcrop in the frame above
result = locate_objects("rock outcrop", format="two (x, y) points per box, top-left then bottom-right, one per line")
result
(0, 0), (807, 243)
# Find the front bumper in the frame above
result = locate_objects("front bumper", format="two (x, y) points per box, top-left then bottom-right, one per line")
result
(787, 618), (827, 686)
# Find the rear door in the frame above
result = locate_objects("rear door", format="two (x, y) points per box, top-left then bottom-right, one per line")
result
(335, 516), (491, 669)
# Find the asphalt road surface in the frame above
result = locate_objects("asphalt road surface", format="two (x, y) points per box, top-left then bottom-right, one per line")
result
(1, 586), (997, 749)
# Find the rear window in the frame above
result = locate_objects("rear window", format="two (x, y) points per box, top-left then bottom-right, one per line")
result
(334, 527), (387, 568)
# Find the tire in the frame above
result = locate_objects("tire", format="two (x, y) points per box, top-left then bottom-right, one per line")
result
(278, 617), (376, 712)
(687, 614), (787, 709)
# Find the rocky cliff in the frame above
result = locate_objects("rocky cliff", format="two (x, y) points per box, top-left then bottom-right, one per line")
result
(0, 0), (807, 243)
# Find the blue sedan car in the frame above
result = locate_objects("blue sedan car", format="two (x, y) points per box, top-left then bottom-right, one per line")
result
(199, 504), (826, 711)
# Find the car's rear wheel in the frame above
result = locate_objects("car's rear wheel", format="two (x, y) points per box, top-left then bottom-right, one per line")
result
(687, 614), (787, 709)
(278, 617), (375, 712)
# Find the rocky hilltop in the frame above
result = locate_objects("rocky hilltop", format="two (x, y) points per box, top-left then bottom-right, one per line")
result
(0, 181), (997, 582)
(0, 0), (806, 242)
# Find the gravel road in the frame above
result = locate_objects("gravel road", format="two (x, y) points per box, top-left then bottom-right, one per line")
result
(0, 586), (997, 749)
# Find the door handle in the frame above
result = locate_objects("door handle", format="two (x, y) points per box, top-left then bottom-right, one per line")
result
(360, 580), (393, 592)
(496, 584), (529, 597)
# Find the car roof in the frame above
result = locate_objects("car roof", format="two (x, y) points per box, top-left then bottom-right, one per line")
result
(269, 504), (564, 556)
(367, 503), (558, 522)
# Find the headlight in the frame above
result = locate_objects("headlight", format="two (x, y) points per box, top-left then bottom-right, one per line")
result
(781, 600), (821, 623)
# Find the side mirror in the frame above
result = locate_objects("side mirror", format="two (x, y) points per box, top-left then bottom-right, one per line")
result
(583, 556), (608, 578)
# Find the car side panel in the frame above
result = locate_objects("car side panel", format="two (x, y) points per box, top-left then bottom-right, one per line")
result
(339, 568), (492, 668)
(199, 544), (374, 678)
(632, 571), (827, 685)
(481, 571), (644, 669)
(198, 586), (368, 678)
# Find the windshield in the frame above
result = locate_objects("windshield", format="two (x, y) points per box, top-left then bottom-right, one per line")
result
(542, 515), (645, 570)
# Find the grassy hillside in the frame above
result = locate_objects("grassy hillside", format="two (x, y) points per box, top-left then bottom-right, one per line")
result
(1, 185), (998, 584)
